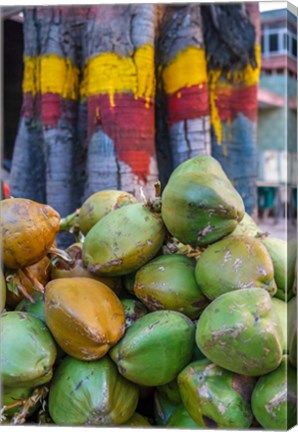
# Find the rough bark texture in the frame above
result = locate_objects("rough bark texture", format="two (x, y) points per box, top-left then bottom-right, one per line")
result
(9, 9), (46, 203)
(156, 4), (210, 181)
(202, 3), (260, 214)
(10, 4), (260, 228)
(82, 5), (158, 201)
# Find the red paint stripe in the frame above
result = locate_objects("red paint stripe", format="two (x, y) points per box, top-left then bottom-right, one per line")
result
(22, 92), (77, 126)
(3, 183), (10, 199)
(215, 84), (258, 122)
(22, 90), (156, 184)
(88, 94), (155, 181)
(166, 84), (209, 126)
(41, 93), (61, 127)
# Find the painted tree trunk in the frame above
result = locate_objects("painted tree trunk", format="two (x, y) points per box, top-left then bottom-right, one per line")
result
(203, 4), (260, 215)
(157, 4), (211, 178)
(10, 7), (84, 217)
(9, 8), (46, 204)
(82, 5), (159, 201)
(37, 7), (83, 217)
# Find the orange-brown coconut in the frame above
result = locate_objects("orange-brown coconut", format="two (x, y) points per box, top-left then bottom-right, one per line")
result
(1, 198), (60, 269)
(44, 277), (125, 360)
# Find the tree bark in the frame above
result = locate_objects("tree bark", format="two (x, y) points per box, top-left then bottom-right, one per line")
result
(202, 4), (260, 215)
(156, 4), (211, 178)
(37, 7), (82, 216)
(82, 5), (159, 201)
(9, 8), (46, 203)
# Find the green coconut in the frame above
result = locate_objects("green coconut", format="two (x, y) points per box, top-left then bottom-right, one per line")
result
(271, 297), (287, 352)
(178, 359), (255, 429)
(262, 237), (296, 301)
(154, 391), (179, 426)
(166, 404), (201, 429)
(79, 189), (137, 235)
(1, 268), (6, 312)
(1, 311), (57, 388)
(196, 288), (283, 376)
(134, 254), (208, 319)
(251, 356), (297, 429)
(124, 412), (151, 426)
(48, 356), (139, 425)
(169, 154), (229, 181)
(161, 165), (245, 247)
(15, 294), (65, 360)
(292, 258), (297, 295)
(83, 203), (166, 276)
(288, 296), (297, 367)
(15, 292), (45, 322)
(121, 298), (148, 328)
(230, 212), (260, 237)
(110, 310), (195, 386)
(195, 235), (277, 300)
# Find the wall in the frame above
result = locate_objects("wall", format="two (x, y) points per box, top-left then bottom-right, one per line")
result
(257, 107), (286, 151)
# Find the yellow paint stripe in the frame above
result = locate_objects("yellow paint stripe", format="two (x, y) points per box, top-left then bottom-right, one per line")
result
(214, 44), (261, 90)
(23, 55), (80, 99)
(82, 43), (155, 106)
(209, 69), (223, 145)
(162, 46), (208, 94)
(23, 57), (39, 95)
(40, 56), (80, 99)
(23, 44), (155, 107)
(134, 44), (155, 105)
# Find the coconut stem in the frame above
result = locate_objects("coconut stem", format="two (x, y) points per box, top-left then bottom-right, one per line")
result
(163, 238), (202, 260)
(1, 399), (27, 413)
(20, 268), (44, 295)
(60, 210), (83, 242)
(11, 387), (49, 425)
(47, 247), (73, 263)
(59, 209), (80, 232)
(154, 181), (161, 198)
(16, 280), (35, 303)
(5, 272), (35, 303)
(255, 231), (270, 239)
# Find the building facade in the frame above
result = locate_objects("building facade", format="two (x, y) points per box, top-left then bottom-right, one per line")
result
(257, 8), (297, 217)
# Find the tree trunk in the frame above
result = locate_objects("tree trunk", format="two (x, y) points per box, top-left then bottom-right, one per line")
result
(37, 7), (83, 216)
(9, 8), (46, 203)
(202, 4), (260, 215)
(156, 4), (210, 178)
(82, 5), (159, 201)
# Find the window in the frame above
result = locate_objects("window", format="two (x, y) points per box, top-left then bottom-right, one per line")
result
(283, 33), (289, 50)
(291, 37), (297, 57)
(261, 27), (297, 58)
(269, 34), (278, 52)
